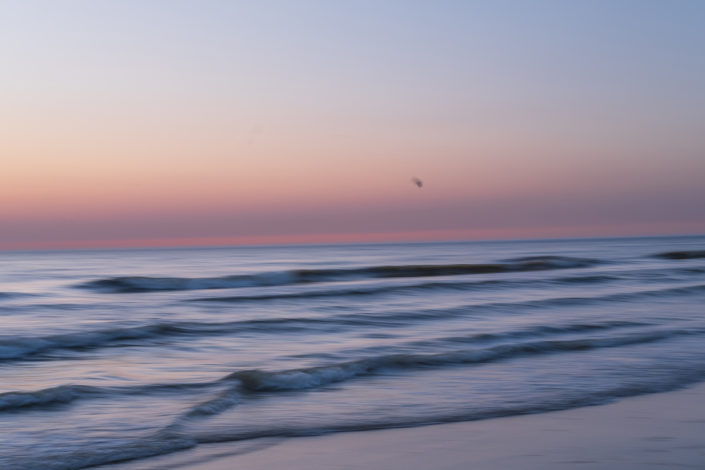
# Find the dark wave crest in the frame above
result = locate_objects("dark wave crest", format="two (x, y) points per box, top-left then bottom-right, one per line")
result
(192, 274), (624, 303)
(0, 385), (101, 411)
(653, 250), (705, 260)
(0, 323), (201, 361)
(0, 380), (217, 413)
(79, 256), (602, 293)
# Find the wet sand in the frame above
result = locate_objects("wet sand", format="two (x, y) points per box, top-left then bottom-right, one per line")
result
(113, 382), (705, 470)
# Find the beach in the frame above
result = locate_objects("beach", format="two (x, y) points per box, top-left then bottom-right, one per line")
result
(116, 382), (705, 470)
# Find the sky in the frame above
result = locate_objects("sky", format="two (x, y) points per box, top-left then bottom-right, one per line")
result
(2, 0), (705, 249)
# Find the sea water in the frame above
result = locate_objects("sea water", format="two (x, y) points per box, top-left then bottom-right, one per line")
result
(1, 236), (704, 469)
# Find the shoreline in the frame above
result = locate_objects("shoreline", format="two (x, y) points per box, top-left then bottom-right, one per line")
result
(108, 381), (705, 470)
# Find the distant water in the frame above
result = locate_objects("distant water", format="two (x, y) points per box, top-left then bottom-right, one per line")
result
(1, 236), (705, 470)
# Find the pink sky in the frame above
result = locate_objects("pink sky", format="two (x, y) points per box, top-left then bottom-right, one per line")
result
(2, 1), (704, 250)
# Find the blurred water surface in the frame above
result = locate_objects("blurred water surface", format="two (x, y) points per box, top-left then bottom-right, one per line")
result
(1, 236), (704, 469)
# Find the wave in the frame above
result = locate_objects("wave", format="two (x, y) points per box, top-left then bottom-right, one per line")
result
(223, 328), (700, 393)
(195, 281), (705, 325)
(0, 323), (202, 361)
(0, 315), (641, 364)
(0, 319), (371, 362)
(212, 282), (705, 330)
(78, 256), (602, 293)
(5, 283), (704, 363)
(653, 250), (705, 260)
(14, 374), (705, 470)
(0, 385), (101, 411)
(0, 320), (655, 413)
(0, 379), (218, 413)
(10, 368), (705, 470)
(191, 280), (506, 302)
(0, 292), (35, 300)
(154, 325), (705, 425)
(2, 433), (197, 470)
(191, 274), (620, 303)
(188, 264), (705, 303)
(186, 364), (705, 452)
(2, 324), (700, 469)
(422, 320), (648, 346)
(537, 283), (705, 306)
(191, 369), (705, 444)
(163, 326), (705, 426)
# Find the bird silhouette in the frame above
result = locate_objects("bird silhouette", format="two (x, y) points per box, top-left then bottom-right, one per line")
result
(412, 177), (423, 188)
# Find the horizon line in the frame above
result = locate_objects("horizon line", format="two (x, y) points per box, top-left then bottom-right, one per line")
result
(1, 229), (703, 253)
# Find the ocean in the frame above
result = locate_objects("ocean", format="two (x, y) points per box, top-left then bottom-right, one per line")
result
(1, 235), (704, 469)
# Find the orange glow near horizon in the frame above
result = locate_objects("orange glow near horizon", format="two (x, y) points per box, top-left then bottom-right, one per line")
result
(3, 222), (704, 252)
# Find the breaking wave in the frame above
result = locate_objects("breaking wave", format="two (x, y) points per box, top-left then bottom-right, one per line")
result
(9, 367), (705, 470)
(0, 320), (661, 414)
(224, 328), (701, 392)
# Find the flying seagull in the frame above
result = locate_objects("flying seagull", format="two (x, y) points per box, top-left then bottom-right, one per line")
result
(412, 177), (423, 188)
